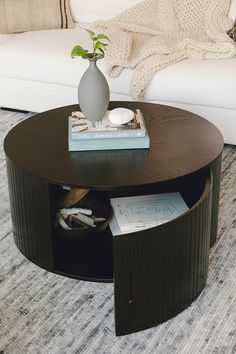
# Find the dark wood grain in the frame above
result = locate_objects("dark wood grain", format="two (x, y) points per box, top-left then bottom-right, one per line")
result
(4, 102), (224, 189)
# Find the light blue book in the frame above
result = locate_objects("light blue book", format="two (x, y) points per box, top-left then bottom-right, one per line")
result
(69, 109), (147, 140)
(68, 133), (150, 151)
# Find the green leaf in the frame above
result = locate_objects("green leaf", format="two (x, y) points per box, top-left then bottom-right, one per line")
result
(94, 42), (102, 50)
(71, 30), (110, 59)
(97, 34), (110, 41)
(84, 28), (95, 36)
(71, 45), (89, 58)
(98, 47), (105, 54)
(94, 41), (108, 50)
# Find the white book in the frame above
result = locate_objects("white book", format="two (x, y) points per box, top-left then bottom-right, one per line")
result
(109, 192), (189, 235)
(109, 214), (150, 236)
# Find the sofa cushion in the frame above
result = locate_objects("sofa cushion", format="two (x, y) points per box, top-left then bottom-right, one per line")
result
(69, 0), (141, 23)
(0, 0), (74, 34)
(0, 28), (236, 110)
(0, 28), (92, 85)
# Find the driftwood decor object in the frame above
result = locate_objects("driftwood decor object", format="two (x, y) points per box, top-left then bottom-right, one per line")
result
(59, 188), (90, 208)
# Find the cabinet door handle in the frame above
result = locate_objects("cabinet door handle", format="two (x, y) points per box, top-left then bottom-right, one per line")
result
(128, 271), (133, 304)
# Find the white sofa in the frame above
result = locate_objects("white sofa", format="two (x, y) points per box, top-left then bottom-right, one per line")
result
(0, 0), (236, 145)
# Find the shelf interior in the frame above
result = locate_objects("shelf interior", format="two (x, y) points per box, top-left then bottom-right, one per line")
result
(49, 169), (208, 282)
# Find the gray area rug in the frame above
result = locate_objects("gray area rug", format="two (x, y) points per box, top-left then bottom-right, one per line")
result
(0, 109), (236, 354)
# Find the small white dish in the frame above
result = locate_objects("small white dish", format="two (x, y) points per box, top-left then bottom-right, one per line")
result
(109, 108), (135, 125)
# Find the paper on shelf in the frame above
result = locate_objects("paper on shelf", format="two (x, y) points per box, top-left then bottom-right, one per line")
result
(109, 192), (189, 235)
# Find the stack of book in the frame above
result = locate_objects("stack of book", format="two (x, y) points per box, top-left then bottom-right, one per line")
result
(109, 192), (189, 236)
(68, 109), (150, 151)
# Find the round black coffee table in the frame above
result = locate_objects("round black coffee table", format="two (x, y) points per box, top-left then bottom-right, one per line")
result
(4, 102), (223, 336)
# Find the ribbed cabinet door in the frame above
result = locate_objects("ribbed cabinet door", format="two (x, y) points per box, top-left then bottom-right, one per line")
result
(113, 178), (212, 336)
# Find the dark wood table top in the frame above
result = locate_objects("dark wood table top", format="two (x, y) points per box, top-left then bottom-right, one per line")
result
(4, 102), (224, 189)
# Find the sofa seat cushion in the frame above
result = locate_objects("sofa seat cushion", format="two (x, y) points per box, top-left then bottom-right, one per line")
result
(0, 27), (236, 110)
(145, 58), (236, 110)
(0, 27), (115, 89)
(0, 28), (89, 85)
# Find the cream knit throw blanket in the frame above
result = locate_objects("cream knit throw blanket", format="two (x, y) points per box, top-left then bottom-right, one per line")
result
(93, 0), (236, 100)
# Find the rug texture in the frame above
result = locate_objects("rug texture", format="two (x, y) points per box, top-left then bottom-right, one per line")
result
(0, 109), (236, 354)
(93, 0), (236, 100)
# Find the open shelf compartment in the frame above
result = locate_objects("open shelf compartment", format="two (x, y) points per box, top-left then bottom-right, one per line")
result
(49, 169), (210, 283)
